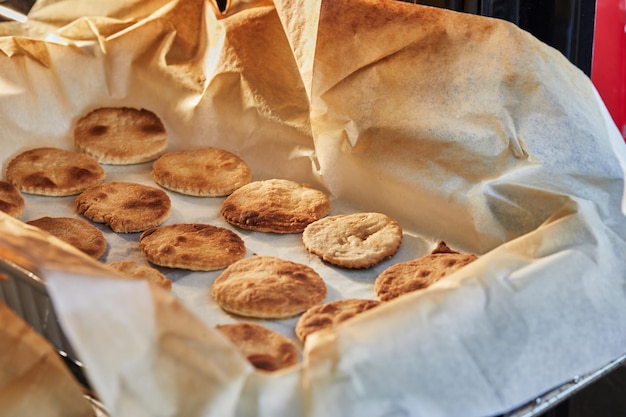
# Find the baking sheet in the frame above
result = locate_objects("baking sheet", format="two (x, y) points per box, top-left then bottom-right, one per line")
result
(1, 0), (626, 416)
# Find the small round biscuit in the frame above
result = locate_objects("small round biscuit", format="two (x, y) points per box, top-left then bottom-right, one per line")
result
(211, 256), (327, 319)
(107, 260), (172, 291)
(215, 322), (299, 372)
(26, 216), (107, 259)
(0, 181), (25, 218)
(152, 147), (252, 196)
(74, 107), (168, 165)
(295, 298), (380, 342)
(5, 147), (106, 196)
(138, 223), (246, 271)
(74, 181), (171, 233)
(374, 241), (477, 302)
(302, 212), (403, 269)
(220, 179), (331, 233)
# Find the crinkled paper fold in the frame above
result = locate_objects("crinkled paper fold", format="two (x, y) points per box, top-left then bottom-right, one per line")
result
(1, 0), (626, 416)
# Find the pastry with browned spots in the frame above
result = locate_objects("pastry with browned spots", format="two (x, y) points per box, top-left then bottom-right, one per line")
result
(220, 179), (330, 233)
(0, 180), (25, 218)
(74, 107), (168, 165)
(374, 241), (477, 301)
(152, 147), (251, 196)
(215, 322), (298, 372)
(26, 216), (107, 259)
(138, 223), (246, 271)
(211, 256), (327, 319)
(74, 181), (170, 233)
(5, 147), (105, 196)
(295, 298), (380, 342)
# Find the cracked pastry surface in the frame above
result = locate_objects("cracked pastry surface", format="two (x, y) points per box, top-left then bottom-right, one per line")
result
(302, 212), (403, 269)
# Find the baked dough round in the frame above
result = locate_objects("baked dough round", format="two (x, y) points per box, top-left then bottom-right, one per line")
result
(152, 147), (252, 196)
(107, 260), (172, 291)
(295, 298), (380, 342)
(26, 216), (107, 259)
(138, 223), (246, 271)
(5, 147), (105, 196)
(302, 212), (403, 269)
(74, 107), (168, 165)
(215, 322), (298, 372)
(220, 179), (331, 233)
(211, 256), (327, 319)
(374, 241), (477, 302)
(74, 181), (171, 233)
(0, 181), (25, 218)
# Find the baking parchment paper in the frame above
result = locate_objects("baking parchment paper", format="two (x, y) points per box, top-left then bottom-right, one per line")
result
(1, 0), (626, 416)
(0, 299), (93, 417)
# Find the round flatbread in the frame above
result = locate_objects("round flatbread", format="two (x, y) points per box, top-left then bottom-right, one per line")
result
(26, 216), (107, 259)
(211, 256), (327, 319)
(138, 223), (246, 271)
(0, 181), (25, 218)
(374, 241), (477, 302)
(215, 322), (298, 372)
(74, 181), (171, 233)
(152, 147), (252, 196)
(295, 298), (380, 342)
(74, 107), (168, 165)
(107, 260), (172, 291)
(220, 179), (331, 233)
(5, 147), (105, 196)
(302, 212), (403, 269)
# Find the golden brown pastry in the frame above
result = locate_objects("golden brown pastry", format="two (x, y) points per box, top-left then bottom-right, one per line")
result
(215, 322), (298, 372)
(295, 298), (380, 342)
(211, 256), (327, 319)
(26, 216), (107, 259)
(74, 181), (171, 233)
(5, 147), (105, 196)
(152, 147), (252, 196)
(107, 260), (172, 290)
(74, 107), (168, 165)
(374, 241), (477, 302)
(0, 180), (25, 218)
(138, 223), (246, 271)
(220, 179), (331, 233)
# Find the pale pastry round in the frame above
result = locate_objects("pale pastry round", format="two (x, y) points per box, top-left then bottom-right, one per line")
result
(302, 212), (403, 269)
(74, 107), (168, 165)
(0, 181), (25, 218)
(26, 216), (107, 259)
(220, 179), (331, 233)
(107, 260), (172, 291)
(74, 181), (171, 233)
(295, 298), (380, 342)
(374, 241), (477, 302)
(138, 223), (246, 271)
(215, 322), (298, 372)
(5, 147), (105, 196)
(211, 256), (327, 319)
(152, 147), (252, 196)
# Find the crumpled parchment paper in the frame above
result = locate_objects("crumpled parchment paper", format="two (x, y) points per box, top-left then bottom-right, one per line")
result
(1, 0), (626, 416)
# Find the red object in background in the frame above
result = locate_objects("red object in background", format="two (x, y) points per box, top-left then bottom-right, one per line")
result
(592, 0), (626, 139)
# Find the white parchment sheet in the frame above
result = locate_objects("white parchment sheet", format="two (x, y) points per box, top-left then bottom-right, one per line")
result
(1, 0), (626, 416)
